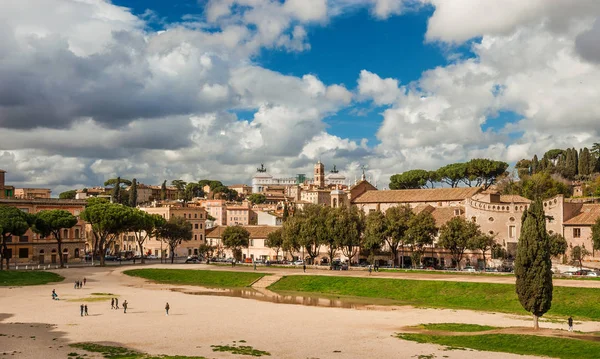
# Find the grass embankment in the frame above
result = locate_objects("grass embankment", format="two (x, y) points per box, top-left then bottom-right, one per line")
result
(123, 269), (266, 288)
(269, 276), (600, 320)
(398, 332), (600, 359)
(414, 323), (497, 332)
(70, 343), (207, 359)
(0, 270), (63, 286)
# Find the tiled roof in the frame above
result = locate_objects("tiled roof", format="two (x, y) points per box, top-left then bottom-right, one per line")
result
(205, 225), (280, 239)
(353, 187), (481, 204)
(472, 193), (532, 204)
(411, 204), (461, 227)
(564, 204), (600, 225)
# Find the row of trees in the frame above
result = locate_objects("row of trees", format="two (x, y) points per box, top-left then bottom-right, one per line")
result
(516, 145), (600, 181)
(389, 159), (509, 190)
(0, 199), (194, 270)
(259, 204), (565, 270)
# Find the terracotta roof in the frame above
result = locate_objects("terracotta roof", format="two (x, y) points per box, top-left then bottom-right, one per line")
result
(353, 187), (481, 204)
(430, 206), (463, 227)
(564, 204), (600, 225)
(471, 193), (531, 204)
(205, 225), (280, 239)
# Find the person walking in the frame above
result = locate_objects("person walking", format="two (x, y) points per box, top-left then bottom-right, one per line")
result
(303, 263), (306, 273)
(83, 278), (87, 286)
(80, 304), (84, 317)
(568, 316), (573, 332)
(368, 265), (372, 275)
(52, 289), (57, 300)
(111, 298), (115, 309)
(122, 300), (128, 314)
(74, 281), (78, 289)
(165, 302), (170, 316)
(84, 305), (88, 316)
(115, 298), (119, 309)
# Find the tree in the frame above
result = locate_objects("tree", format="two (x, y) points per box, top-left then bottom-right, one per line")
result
(515, 199), (553, 330)
(171, 180), (187, 200)
(198, 243), (215, 259)
(282, 203), (289, 222)
(384, 205), (413, 266)
(129, 178), (138, 207)
(515, 159), (532, 179)
(282, 215), (301, 261)
(222, 225), (250, 261)
(247, 194), (266, 205)
(390, 170), (432, 189)
(160, 180), (167, 200)
(592, 217), (600, 252)
(297, 204), (327, 264)
(466, 158), (509, 190)
(469, 233), (496, 269)
(127, 209), (165, 264)
(438, 217), (479, 270)
(0, 206), (32, 270)
(265, 228), (283, 262)
(59, 190), (77, 199)
(363, 210), (386, 265)
(336, 205), (364, 266)
(111, 177), (121, 204)
(81, 201), (133, 266)
(548, 233), (567, 258)
(184, 183), (204, 201)
(591, 143), (600, 159)
(324, 206), (345, 269)
(156, 216), (193, 263)
(531, 155), (539, 174)
(437, 163), (468, 187)
(32, 210), (78, 268)
(520, 172), (572, 200)
(571, 245), (590, 269)
(406, 211), (437, 267)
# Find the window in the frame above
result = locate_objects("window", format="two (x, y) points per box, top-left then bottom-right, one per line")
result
(250, 239), (254, 246)
(200, 234), (203, 241)
(74, 248), (80, 258)
(200, 223), (203, 229)
(19, 248), (29, 258)
(509, 217), (515, 222)
(195, 224), (199, 229)
(194, 213), (197, 218)
(509, 225), (516, 238)
(194, 235), (197, 240)
(63, 229), (69, 238)
(19, 236), (28, 243)
(574, 228), (581, 238)
(75, 229), (80, 238)
(488, 217), (494, 222)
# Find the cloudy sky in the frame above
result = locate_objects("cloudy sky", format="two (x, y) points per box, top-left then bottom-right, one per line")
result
(2, 0), (600, 195)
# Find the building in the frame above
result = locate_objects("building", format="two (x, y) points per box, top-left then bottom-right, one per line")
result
(14, 188), (52, 199)
(251, 162), (347, 193)
(300, 188), (331, 205)
(228, 184), (252, 197)
(205, 225), (281, 262)
(0, 170), (15, 199)
(0, 198), (87, 265)
(226, 201), (256, 225)
(256, 210), (283, 226)
(199, 199), (227, 226)
(139, 205), (207, 258)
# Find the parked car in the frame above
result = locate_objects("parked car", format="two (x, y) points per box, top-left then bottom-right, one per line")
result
(587, 271), (598, 277)
(146, 255), (157, 260)
(463, 266), (476, 272)
(293, 260), (304, 266)
(484, 267), (498, 272)
(185, 257), (200, 264)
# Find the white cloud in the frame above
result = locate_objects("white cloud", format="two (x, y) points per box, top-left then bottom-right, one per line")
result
(357, 69), (402, 105)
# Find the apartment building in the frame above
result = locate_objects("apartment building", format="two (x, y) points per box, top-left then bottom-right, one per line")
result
(14, 188), (52, 199)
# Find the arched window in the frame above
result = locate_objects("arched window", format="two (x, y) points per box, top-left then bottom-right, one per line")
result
(75, 228), (80, 238)
(39, 249), (45, 255)
(74, 248), (80, 258)
(63, 229), (69, 239)
(488, 217), (494, 222)
(62, 248), (68, 254)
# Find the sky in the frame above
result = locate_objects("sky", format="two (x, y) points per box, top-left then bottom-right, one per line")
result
(2, 0), (600, 195)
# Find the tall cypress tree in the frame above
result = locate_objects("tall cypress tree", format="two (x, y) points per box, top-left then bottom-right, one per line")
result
(515, 199), (553, 330)
(129, 178), (138, 207)
(531, 155), (539, 174)
(111, 176), (121, 204)
(161, 180), (167, 200)
(572, 147), (578, 176)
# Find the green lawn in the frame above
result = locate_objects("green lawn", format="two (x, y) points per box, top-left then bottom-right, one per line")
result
(0, 270), (63, 286)
(414, 323), (497, 332)
(269, 276), (600, 320)
(398, 333), (600, 359)
(123, 269), (266, 288)
(70, 343), (208, 359)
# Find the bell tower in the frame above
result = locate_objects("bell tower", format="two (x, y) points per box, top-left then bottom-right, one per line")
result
(314, 161), (325, 188)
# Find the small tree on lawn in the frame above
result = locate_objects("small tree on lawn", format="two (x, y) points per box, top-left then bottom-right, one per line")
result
(406, 211), (437, 267)
(384, 205), (414, 267)
(548, 233), (567, 258)
(469, 233), (496, 270)
(33, 210), (78, 268)
(571, 245), (590, 269)
(0, 206), (32, 270)
(199, 243), (215, 259)
(363, 210), (386, 265)
(265, 228), (283, 262)
(515, 199), (553, 330)
(222, 225), (250, 261)
(127, 209), (165, 264)
(156, 216), (193, 263)
(438, 217), (479, 270)
(336, 205), (364, 266)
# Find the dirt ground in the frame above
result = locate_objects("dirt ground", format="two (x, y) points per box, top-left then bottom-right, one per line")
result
(1, 264), (599, 359)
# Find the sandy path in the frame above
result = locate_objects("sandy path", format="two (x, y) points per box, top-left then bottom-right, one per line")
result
(1, 264), (599, 359)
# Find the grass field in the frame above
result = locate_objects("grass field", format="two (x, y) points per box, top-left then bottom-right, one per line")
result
(269, 276), (600, 320)
(398, 332), (600, 359)
(414, 323), (497, 332)
(0, 270), (63, 286)
(70, 343), (208, 359)
(123, 269), (266, 288)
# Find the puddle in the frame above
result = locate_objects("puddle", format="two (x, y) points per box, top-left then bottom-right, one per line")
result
(170, 287), (400, 309)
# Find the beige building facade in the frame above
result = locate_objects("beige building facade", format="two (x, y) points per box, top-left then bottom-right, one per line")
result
(14, 188), (52, 199)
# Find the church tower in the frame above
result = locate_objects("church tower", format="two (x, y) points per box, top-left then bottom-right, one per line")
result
(314, 161), (325, 188)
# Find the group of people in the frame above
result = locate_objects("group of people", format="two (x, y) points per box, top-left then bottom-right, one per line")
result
(111, 298), (128, 313)
(80, 304), (89, 316)
(368, 264), (379, 274)
(74, 278), (87, 289)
